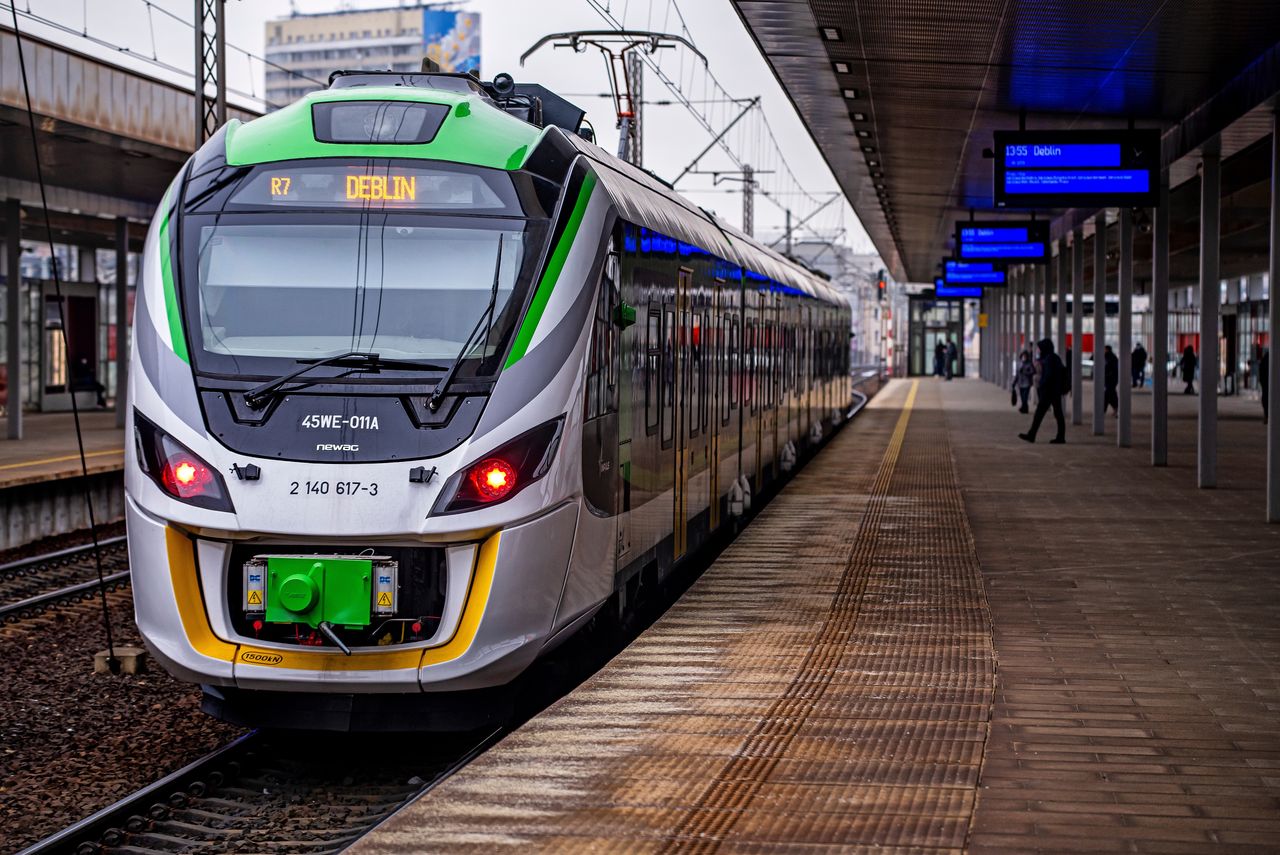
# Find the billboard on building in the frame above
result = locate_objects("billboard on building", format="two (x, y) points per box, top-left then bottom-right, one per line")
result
(422, 10), (480, 74)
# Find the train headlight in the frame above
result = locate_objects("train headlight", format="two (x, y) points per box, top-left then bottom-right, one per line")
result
(432, 416), (564, 515)
(134, 411), (235, 512)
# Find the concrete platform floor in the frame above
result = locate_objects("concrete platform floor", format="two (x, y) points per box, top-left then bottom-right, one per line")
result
(354, 377), (1280, 854)
(0, 410), (124, 489)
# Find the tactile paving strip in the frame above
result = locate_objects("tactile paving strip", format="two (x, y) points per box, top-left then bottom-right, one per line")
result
(353, 380), (997, 853)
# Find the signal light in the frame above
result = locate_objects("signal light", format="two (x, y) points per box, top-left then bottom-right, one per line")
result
(470, 458), (517, 502)
(432, 417), (564, 515)
(133, 411), (234, 512)
(162, 456), (214, 498)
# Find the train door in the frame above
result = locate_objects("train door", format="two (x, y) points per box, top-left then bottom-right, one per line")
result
(581, 244), (621, 593)
(40, 282), (100, 412)
(804, 305), (813, 443)
(709, 279), (724, 532)
(673, 268), (692, 560)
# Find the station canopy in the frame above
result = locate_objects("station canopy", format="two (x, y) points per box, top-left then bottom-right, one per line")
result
(730, 1), (1280, 283)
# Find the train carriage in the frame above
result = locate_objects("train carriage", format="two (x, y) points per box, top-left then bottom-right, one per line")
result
(125, 70), (852, 729)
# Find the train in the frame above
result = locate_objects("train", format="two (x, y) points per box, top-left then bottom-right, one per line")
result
(125, 69), (854, 730)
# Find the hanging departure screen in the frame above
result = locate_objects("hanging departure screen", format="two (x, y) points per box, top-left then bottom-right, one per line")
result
(228, 163), (516, 211)
(955, 220), (1050, 263)
(944, 260), (1006, 286)
(934, 278), (982, 299)
(993, 129), (1160, 208)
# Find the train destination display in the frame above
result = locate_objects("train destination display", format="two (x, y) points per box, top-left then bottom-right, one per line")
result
(993, 129), (1160, 208)
(944, 260), (1006, 286)
(955, 220), (1050, 262)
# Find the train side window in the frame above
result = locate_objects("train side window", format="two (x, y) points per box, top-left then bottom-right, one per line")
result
(584, 252), (619, 421)
(662, 306), (675, 447)
(721, 313), (732, 425)
(699, 311), (709, 433)
(765, 321), (775, 411)
(730, 316), (740, 412)
(645, 306), (660, 435)
(745, 319), (756, 413)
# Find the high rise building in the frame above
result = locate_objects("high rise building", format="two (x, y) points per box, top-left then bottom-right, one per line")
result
(264, 4), (480, 109)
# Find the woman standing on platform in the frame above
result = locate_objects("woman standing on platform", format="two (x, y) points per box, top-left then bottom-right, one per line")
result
(1180, 345), (1198, 395)
(1013, 351), (1035, 414)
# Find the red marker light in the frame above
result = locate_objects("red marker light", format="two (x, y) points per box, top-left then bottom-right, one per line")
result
(161, 455), (214, 498)
(469, 458), (517, 502)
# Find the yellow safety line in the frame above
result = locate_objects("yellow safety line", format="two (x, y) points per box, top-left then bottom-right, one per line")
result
(0, 447), (125, 471)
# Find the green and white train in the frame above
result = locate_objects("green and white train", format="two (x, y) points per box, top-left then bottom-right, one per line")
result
(126, 70), (852, 729)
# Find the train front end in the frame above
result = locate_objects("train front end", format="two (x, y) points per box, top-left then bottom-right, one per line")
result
(126, 82), (611, 728)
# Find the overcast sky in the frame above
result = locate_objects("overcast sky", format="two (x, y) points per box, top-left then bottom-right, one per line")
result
(16, 0), (876, 258)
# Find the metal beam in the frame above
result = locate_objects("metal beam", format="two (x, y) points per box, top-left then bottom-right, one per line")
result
(1118, 208), (1133, 448)
(5, 196), (20, 440)
(1153, 173), (1170, 466)
(1199, 146), (1220, 489)
(195, 0), (227, 146)
(1268, 114), (1279, 520)
(1072, 226), (1084, 425)
(1057, 238), (1068, 363)
(114, 217), (128, 429)
(1093, 212), (1106, 436)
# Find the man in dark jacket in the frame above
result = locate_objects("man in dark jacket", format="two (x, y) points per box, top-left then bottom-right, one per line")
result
(1103, 345), (1119, 416)
(1019, 338), (1066, 444)
(1131, 342), (1148, 388)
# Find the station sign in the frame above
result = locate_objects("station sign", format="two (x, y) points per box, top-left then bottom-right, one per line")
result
(993, 129), (1160, 208)
(955, 220), (1049, 263)
(943, 260), (1006, 286)
(934, 278), (983, 299)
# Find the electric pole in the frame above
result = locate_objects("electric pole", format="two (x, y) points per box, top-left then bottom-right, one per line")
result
(195, 0), (227, 146)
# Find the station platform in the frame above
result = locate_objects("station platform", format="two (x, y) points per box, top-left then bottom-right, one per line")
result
(0, 411), (124, 490)
(353, 377), (1280, 854)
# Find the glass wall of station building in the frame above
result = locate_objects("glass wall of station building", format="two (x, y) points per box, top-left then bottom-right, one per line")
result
(907, 296), (966, 377)
(1063, 271), (1269, 396)
(0, 242), (137, 417)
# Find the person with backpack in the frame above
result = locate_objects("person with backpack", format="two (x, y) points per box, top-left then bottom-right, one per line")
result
(945, 338), (958, 380)
(1012, 350), (1035, 413)
(1132, 342), (1148, 388)
(1180, 345), (1198, 394)
(1019, 338), (1067, 444)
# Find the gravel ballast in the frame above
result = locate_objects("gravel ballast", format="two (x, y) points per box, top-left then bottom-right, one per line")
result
(0, 589), (245, 853)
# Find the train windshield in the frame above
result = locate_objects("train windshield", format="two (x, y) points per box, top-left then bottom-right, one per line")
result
(188, 215), (536, 374)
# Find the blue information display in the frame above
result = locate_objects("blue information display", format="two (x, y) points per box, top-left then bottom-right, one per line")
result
(944, 260), (1006, 286)
(955, 219), (1050, 263)
(934, 278), (982, 299)
(993, 129), (1160, 208)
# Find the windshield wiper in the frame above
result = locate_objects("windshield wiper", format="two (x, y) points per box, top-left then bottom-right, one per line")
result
(427, 236), (504, 412)
(243, 351), (446, 410)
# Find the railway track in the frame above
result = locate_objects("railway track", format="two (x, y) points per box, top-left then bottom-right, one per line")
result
(0, 537), (130, 623)
(17, 727), (503, 855)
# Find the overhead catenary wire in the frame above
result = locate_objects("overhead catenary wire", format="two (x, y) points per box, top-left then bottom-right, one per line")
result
(8, 4), (119, 674)
(583, 0), (847, 241)
(0, 1), (319, 113)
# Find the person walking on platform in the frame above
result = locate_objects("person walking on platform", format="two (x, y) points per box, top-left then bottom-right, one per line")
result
(945, 338), (958, 381)
(1103, 345), (1120, 416)
(1132, 342), (1148, 388)
(1261, 348), (1269, 425)
(1013, 350), (1034, 413)
(1019, 338), (1067, 444)
(1180, 345), (1198, 395)
(934, 340), (946, 377)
